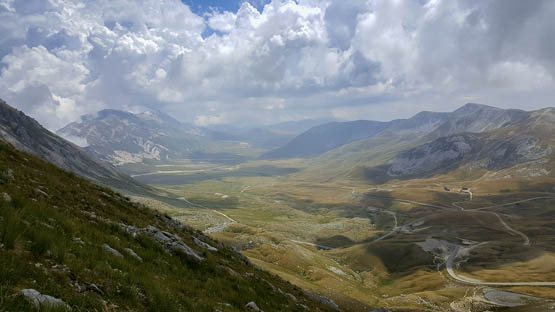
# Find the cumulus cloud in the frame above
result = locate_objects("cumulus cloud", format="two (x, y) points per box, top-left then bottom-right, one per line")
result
(0, 0), (554, 130)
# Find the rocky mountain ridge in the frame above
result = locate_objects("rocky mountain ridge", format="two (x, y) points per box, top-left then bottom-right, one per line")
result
(0, 99), (149, 194)
(57, 109), (220, 166)
(366, 112), (555, 182)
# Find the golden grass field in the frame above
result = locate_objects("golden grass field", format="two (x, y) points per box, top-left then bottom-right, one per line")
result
(128, 158), (555, 311)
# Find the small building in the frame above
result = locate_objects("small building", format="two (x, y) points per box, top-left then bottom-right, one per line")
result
(444, 187), (450, 191)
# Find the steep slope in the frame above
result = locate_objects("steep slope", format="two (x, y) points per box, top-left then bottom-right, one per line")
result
(298, 104), (535, 181)
(427, 103), (527, 138)
(0, 141), (338, 311)
(57, 109), (215, 166)
(364, 110), (555, 182)
(0, 100), (149, 194)
(261, 120), (392, 159)
(295, 111), (449, 180)
(383, 111), (449, 135)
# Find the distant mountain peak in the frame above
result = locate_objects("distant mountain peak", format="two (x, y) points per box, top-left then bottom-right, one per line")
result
(0, 99), (149, 194)
(136, 108), (182, 126)
(453, 102), (499, 114)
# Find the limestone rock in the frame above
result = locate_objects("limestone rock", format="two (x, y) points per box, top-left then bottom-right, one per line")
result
(245, 301), (263, 311)
(1, 192), (11, 202)
(22, 289), (69, 309)
(116, 222), (203, 262)
(102, 244), (123, 258)
(124, 248), (143, 262)
(194, 237), (218, 251)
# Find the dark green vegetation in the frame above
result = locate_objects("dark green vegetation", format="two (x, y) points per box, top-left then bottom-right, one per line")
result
(0, 141), (337, 311)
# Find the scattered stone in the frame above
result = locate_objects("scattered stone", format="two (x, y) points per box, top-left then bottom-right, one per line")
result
(142, 225), (203, 262)
(70, 280), (86, 293)
(6, 168), (14, 181)
(124, 248), (143, 262)
(87, 283), (104, 294)
(101, 192), (112, 198)
(21, 289), (70, 309)
(102, 244), (123, 258)
(284, 293), (297, 302)
(218, 265), (240, 277)
(296, 304), (309, 310)
(1, 192), (11, 202)
(304, 292), (341, 311)
(34, 188), (49, 197)
(119, 223), (139, 236)
(82, 211), (97, 219)
(153, 230), (172, 243)
(194, 237), (218, 251)
(72, 237), (85, 246)
(167, 241), (204, 262)
(40, 222), (54, 229)
(117, 221), (204, 262)
(160, 214), (188, 230)
(245, 301), (263, 311)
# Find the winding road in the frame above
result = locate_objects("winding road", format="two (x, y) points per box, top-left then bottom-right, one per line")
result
(373, 210), (400, 242)
(445, 246), (555, 286)
(489, 212), (530, 246)
(364, 192), (555, 287)
(445, 197), (554, 286)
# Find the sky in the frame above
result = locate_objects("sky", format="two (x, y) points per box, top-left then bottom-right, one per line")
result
(1, 0), (554, 131)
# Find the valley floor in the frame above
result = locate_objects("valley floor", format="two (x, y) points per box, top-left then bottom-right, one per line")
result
(127, 159), (555, 311)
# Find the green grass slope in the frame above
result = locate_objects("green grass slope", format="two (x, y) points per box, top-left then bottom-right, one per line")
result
(0, 141), (337, 311)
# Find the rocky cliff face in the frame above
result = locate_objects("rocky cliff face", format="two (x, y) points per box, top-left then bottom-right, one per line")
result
(385, 130), (552, 179)
(387, 134), (480, 177)
(57, 109), (215, 165)
(0, 99), (149, 194)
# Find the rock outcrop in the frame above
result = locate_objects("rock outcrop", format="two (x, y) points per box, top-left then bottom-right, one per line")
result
(22, 289), (70, 309)
(245, 301), (263, 311)
(120, 224), (203, 262)
(102, 244), (123, 258)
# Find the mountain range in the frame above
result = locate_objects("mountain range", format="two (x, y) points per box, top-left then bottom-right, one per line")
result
(264, 103), (531, 161)
(57, 109), (230, 166)
(52, 102), (555, 184)
(0, 100), (150, 194)
(57, 109), (328, 165)
(285, 103), (554, 183)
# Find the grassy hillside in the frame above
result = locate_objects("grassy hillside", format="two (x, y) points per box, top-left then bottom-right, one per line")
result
(0, 141), (338, 311)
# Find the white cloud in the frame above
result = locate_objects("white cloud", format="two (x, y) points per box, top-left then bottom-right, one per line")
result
(0, 0), (554, 131)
